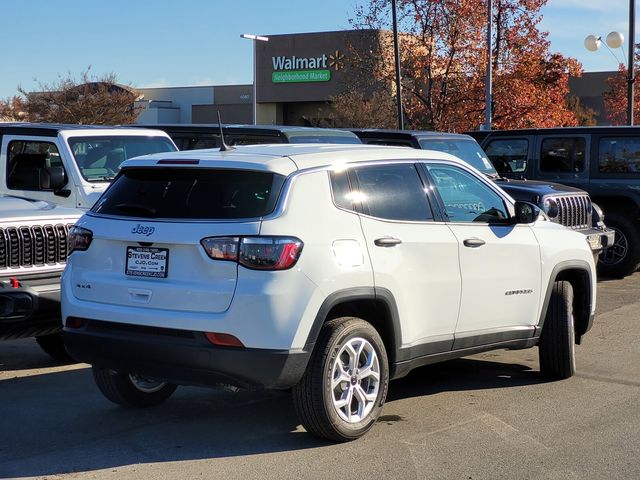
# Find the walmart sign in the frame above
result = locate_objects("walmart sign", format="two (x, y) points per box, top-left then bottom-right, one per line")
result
(271, 54), (332, 83)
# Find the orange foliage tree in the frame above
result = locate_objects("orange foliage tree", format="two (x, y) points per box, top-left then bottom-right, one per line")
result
(344, 0), (581, 131)
(603, 46), (639, 125)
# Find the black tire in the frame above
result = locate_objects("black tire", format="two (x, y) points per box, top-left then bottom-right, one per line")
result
(35, 333), (74, 362)
(92, 367), (177, 408)
(598, 211), (640, 278)
(538, 281), (576, 379)
(292, 317), (389, 442)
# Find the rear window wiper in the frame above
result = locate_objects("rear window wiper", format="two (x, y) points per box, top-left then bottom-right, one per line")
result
(115, 203), (157, 217)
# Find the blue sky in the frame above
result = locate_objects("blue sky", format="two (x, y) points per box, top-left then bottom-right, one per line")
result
(0, 0), (635, 99)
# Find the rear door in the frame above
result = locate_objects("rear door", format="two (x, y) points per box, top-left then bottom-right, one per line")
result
(346, 162), (461, 353)
(534, 134), (590, 188)
(422, 163), (541, 347)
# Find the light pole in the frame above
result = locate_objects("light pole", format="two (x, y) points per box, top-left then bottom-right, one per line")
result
(391, 0), (404, 130)
(240, 33), (269, 125)
(585, 0), (635, 125)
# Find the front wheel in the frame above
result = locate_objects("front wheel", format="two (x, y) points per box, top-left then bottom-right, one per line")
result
(92, 367), (177, 408)
(538, 281), (576, 379)
(598, 211), (640, 278)
(292, 317), (389, 442)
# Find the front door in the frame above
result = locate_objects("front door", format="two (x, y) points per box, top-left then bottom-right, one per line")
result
(423, 163), (541, 347)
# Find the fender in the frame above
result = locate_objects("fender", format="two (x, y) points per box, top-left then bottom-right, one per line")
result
(535, 259), (594, 341)
(303, 287), (402, 367)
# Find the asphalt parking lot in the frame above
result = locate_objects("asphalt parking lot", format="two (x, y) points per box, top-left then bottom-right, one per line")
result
(1, 273), (639, 480)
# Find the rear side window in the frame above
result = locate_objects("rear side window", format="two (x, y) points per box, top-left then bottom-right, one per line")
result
(350, 164), (434, 221)
(599, 137), (640, 173)
(485, 139), (528, 174)
(92, 168), (285, 219)
(540, 137), (585, 173)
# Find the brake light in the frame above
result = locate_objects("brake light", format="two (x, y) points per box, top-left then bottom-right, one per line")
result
(204, 332), (244, 347)
(69, 226), (93, 253)
(200, 236), (303, 270)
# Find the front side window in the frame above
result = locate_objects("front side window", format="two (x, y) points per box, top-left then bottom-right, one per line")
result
(599, 137), (640, 173)
(7, 140), (63, 191)
(425, 164), (508, 223)
(540, 137), (586, 173)
(68, 135), (176, 182)
(484, 139), (529, 174)
(350, 164), (434, 221)
(92, 168), (285, 220)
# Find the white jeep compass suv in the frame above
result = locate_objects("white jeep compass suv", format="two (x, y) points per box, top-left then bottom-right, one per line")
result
(62, 144), (597, 441)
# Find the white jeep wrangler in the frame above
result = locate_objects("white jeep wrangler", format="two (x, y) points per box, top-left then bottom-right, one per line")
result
(62, 144), (596, 441)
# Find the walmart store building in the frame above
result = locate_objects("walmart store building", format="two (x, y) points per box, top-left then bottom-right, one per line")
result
(136, 30), (377, 126)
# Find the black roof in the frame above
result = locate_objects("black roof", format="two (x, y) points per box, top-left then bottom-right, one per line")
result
(135, 123), (359, 138)
(350, 128), (475, 140)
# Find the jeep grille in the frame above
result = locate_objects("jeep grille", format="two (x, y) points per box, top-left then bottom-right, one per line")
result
(555, 196), (590, 229)
(0, 224), (73, 269)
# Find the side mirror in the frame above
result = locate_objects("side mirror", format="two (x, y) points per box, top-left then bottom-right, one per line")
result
(39, 166), (67, 191)
(513, 201), (540, 224)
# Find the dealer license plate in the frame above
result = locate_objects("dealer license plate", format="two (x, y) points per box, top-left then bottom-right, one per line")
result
(125, 247), (169, 278)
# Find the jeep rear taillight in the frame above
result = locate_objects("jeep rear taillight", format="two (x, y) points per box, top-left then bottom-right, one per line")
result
(69, 226), (93, 253)
(201, 236), (303, 271)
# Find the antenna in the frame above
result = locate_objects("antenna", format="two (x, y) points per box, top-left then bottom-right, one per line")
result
(217, 111), (235, 152)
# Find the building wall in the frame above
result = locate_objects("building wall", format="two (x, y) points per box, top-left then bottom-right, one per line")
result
(568, 71), (616, 125)
(137, 86), (215, 123)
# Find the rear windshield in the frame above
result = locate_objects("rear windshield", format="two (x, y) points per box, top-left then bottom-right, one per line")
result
(91, 168), (285, 219)
(418, 138), (497, 175)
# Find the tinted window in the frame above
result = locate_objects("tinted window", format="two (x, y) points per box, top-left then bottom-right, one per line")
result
(599, 137), (640, 173)
(287, 133), (361, 144)
(68, 136), (176, 182)
(92, 168), (285, 219)
(419, 138), (497, 175)
(350, 164), (433, 221)
(329, 170), (354, 211)
(7, 140), (63, 191)
(540, 137), (585, 173)
(485, 139), (528, 174)
(425, 164), (508, 223)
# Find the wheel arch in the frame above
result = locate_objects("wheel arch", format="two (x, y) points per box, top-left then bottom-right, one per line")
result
(537, 260), (594, 343)
(303, 287), (402, 377)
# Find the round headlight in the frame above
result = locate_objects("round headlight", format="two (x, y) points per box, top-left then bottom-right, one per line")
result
(543, 198), (559, 218)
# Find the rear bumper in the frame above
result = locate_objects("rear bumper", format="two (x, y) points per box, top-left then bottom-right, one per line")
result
(63, 319), (311, 390)
(0, 275), (62, 340)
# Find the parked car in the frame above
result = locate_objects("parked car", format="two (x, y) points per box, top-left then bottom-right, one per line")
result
(0, 196), (81, 359)
(133, 123), (361, 150)
(469, 126), (640, 278)
(351, 129), (614, 265)
(0, 123), (177, 209)
(63, 144), (596, 441)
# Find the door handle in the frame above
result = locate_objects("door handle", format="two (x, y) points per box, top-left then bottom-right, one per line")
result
(374, 237), (402, 247)
(463, 238), (486, 248)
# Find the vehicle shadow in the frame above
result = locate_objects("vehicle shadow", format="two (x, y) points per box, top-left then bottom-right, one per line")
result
(0, 352), (548, 478)
(0, 338), (75, 372)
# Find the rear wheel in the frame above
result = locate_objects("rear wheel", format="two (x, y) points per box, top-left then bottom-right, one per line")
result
(92, 367), (177, 407)
(539, 281), (576, 379)
(292, 317), (389, 442)
(35, 333), (73, 362)
(598, 211), (640, 278)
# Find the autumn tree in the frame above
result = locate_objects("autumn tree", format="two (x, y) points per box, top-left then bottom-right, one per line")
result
(0, 95), (27, 121)
(337, 0), (581, 131)
(603, 45), (639, 125)
(8, 68), (140, 125)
